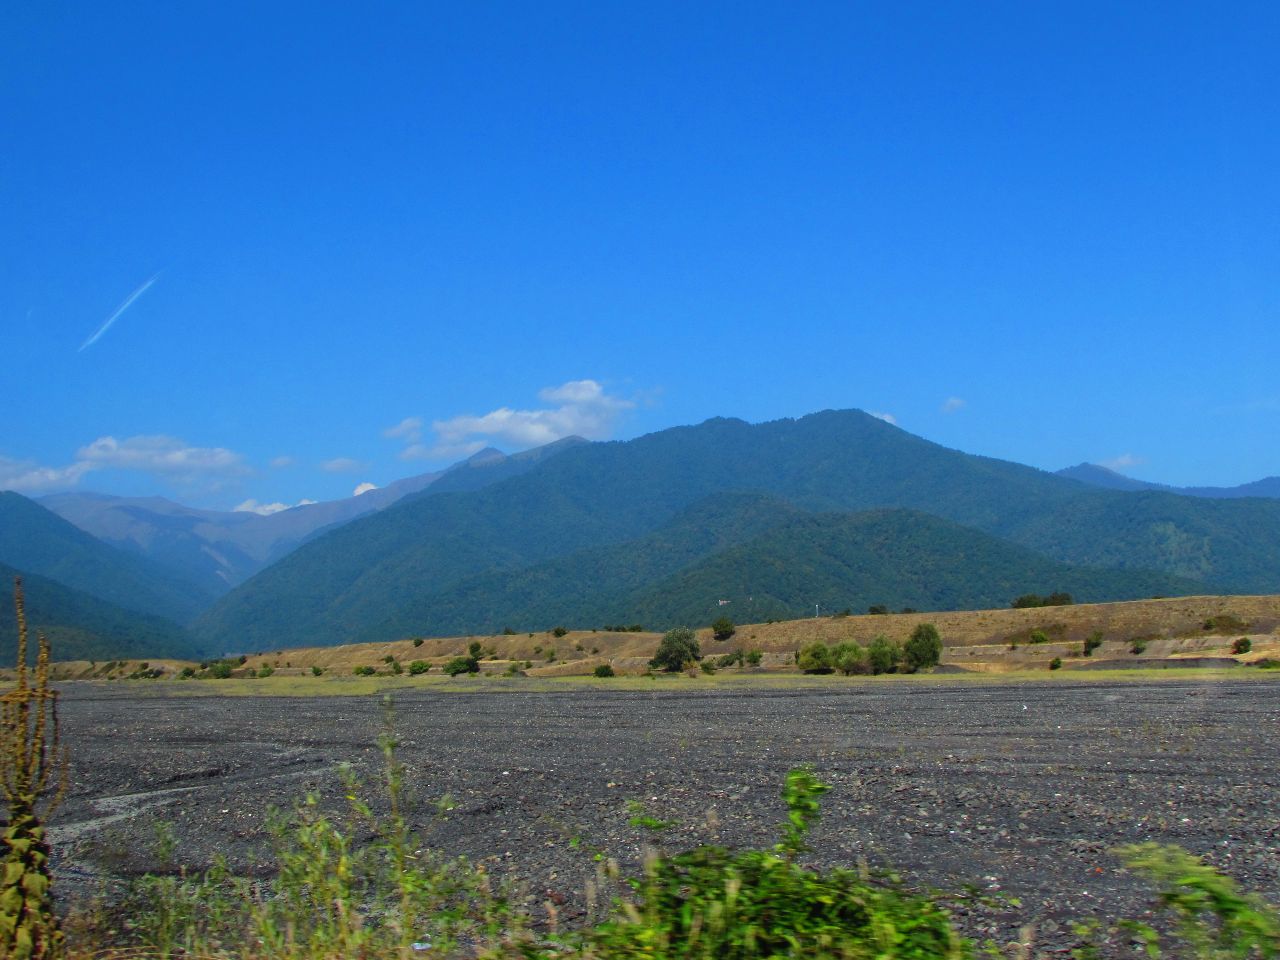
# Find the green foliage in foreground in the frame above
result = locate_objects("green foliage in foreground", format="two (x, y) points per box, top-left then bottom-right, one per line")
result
(649, 626), (700, 672)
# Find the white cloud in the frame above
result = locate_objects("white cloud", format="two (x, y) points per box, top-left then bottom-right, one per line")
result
(400, 378), (635, 461)
(297, 498), (317, 507)
(270, 456), (296, 469)
(234, 497), (318, 515)
(382, 417), (423, 443)
(870, 411), (898, 425)
(0, 456), (94, 494)
(940, 397), (966, 414)
(2, 434), (250, 495)
(353, 482), (378, 496)
(77, 435), (251, 480)
(1100, 453), (1145, 473)
(322, 457), (364, 473)
(234, 499), (291, 516)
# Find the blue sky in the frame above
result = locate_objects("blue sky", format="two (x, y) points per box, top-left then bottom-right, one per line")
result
(3, 2), (1277, 511)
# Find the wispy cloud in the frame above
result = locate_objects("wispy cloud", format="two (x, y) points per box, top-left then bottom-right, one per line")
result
(940, 396), (966, 414)
(353, 482), (378, 496)
(322, 457), (364, 473)
(0, 457), (94, 494)
(870, 411), (898, 425)
(394, 379), (635, 461)
(2, 434), (250, 495)
(79, 273), (161, 352)
(269, 455), (296, 469)
(1100, 452), (1145, 473)
(234, 497), (318, 516)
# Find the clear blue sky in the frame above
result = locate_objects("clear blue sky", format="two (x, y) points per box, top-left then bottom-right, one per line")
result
(3, 2), (1277, 511)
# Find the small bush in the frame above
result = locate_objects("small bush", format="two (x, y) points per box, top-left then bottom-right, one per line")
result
(412, 637), (424, 647)
(1233, 637), (1252, 655)
(552, 626), (568, 638)
(1083, 630), (1104, 656)
(502, 626), (517, 635)
(867, 635), (901, 675)
(1028, 629), (1049, 644)
(902, 623), (942, 671)
(1130, 639), (1148, 655)
(745, 649), (763, 667)
(711, 616), (735, 641)
(699, 660), (716, 675)
(408, 660), (430, 675)
(382, 654), (395, 664)
(310, 665), (325, 677)
(257, 666), (274, 678)
(443, 656), (479, 677)
(1049, 657), (1062, 670)
(353, 665), (376, 676)
(867, 604), (888, 615)
(593, 664), (615, 678)
(833, 641), (868, 675)
(389, 660), (403, 675)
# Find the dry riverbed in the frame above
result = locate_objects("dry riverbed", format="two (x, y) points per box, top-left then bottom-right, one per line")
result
(50, 674), (1280, 954)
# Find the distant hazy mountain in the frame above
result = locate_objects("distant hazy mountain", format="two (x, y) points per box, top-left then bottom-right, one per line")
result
(0, 491), (212, 624)
(0, 562), (196, 662)
(38, 438), (586, 598)
(195, 409), (1280, 651)
(1058, 463), (1280, 499)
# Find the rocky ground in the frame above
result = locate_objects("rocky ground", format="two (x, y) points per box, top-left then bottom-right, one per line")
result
(49, 675), (1280, 954)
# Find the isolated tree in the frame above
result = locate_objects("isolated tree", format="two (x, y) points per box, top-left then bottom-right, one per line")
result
(2, 578), (67, 959)
(711, 616), (736, 641)
(649, 627), (700, 672)
(832, 641), (868, 675)
(902, 623), (942, 672)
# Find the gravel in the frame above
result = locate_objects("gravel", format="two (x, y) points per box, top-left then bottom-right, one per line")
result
(49, 676), (1280, 954)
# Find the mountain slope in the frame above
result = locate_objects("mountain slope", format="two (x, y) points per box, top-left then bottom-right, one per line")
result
(0, 563), (197, 662)
(195, 409), (1280, 650)
(617, 509), (1204, 628)
(39, 438), (584, 598)
(0, 492), (213, 623)
(350, 495), (1200, 639)
(1058, 463), (1280, 499)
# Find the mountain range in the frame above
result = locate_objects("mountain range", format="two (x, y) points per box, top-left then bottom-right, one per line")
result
(5, 409), (1280, 659)
(1057, 463), (1280, 499)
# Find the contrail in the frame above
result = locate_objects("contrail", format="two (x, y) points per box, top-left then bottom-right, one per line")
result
(79, 272), (161, 352)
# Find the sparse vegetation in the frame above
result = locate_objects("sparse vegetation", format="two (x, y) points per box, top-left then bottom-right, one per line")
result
(353, 665), (376, 676)
(1012, 592), (1073, 608)
(1083, 630), (1104, 656)
(593, 664), (615, 678)
(2, 578), (67, 959)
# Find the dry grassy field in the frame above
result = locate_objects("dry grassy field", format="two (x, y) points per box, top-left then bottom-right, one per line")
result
(32, 594), (1280, 683)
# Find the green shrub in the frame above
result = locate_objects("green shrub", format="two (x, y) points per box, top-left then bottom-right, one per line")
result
(311, 665), (325, 677)
(711, 616), (735, 641)
(593, 664), (615, 678)
(353, 665), (376, 676)
(1049, 657), (1062, 670)
(552, 626), (568, 638)
(412, 637), (424, 647)
(650, 627), (700, 672)
(902, 623), (942, 671)
(1130, 639), (1148, 655)
(257, 666), (274, 678)
(1083, 630), (1104, 656)
(1233, 637), (1252, 655)
(745, 649), (763, 667)
(382, 655), (395, 664)
(408, 660), (430, 675)
(1028, 629), (1049, 644)
(583, 767), (968, 960)
(502, 627), (517, 635)
(867, 604), (888, 615)
(443, 657), (479, 677)
(699, 659), (716, 675)
(833, 641), (868, 675)
(389, 660), (403, 675)
(797, 641), (833, 674)
(867, 635), (901, 675)
(207, 661), (233, 679)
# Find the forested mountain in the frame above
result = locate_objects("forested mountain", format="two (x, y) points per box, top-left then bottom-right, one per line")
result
(0, 562), (197, 662)
(193, 410), (1280, 650)
(0, 492), (213, 624)
(38, 438), (585, 598)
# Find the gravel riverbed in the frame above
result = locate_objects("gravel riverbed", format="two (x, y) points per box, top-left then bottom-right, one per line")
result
(50, 676), (1280, 953)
